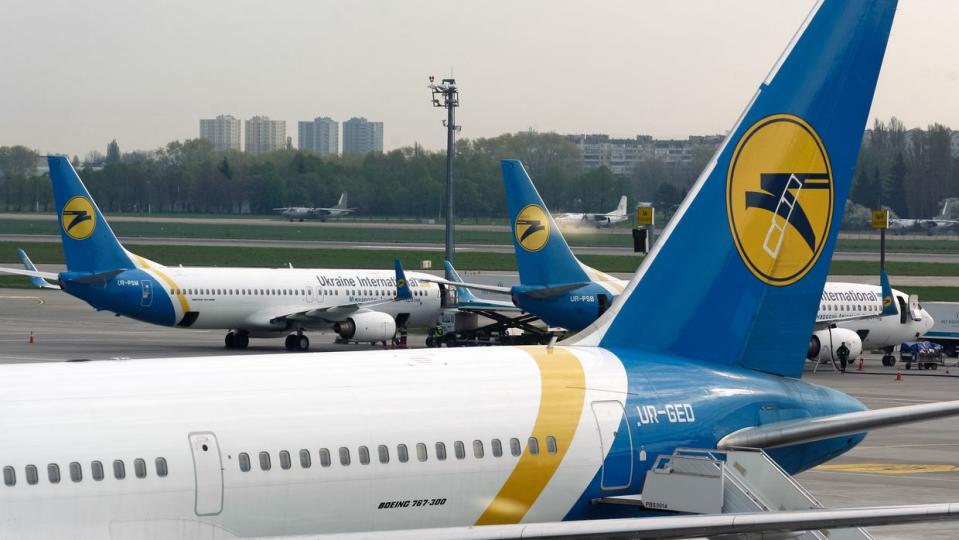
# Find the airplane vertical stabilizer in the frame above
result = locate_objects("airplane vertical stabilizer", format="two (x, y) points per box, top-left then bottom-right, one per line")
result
(48, 156), (134, 274)
(502, 160), (591, 287)
(568, 0), (897, 379)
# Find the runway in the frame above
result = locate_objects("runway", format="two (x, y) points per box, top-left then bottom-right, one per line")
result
(1, 286), (957, 539)
(3, 233), (957, 262)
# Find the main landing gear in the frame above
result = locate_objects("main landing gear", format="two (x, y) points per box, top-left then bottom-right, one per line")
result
(225, 330), (249, 349)
(285, 331), (310, 352)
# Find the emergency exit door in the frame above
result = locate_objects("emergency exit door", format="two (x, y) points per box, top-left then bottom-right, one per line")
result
(591, 400), (633, 490)
(188, 432), (224, 516)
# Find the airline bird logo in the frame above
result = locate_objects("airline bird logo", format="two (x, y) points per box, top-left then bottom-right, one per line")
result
(514, 204), (550, 252)
(61, 196), (97, 240)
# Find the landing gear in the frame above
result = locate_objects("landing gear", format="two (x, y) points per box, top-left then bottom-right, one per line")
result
(225, 330), (249, 349)
(881, 354), (896, 367)
(285, 332), (310, 352)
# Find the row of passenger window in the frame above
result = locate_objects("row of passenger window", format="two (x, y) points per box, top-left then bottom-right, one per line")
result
(169, 287), (420, 299)
(2, 458), (168, 487)
(238, 437), (557, 472)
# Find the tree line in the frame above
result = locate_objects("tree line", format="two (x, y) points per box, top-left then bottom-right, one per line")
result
(0, 118), (955, 222)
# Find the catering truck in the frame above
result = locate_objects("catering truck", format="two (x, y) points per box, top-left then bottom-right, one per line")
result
(921, 302), (959, 357)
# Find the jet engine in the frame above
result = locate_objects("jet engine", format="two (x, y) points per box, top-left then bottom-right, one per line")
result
(807, 328), (862, 363)
(333, 312), (396, 342)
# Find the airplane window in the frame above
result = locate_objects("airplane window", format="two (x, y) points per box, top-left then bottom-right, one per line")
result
(397, 444), (409, 463)
(338, 447), (351, 466)
(299, 450), (311, 468)
(25, 465), (38, 485)
(510, 438), (521, 456)
(491, 439), (503, 458)
(3, 466), (14, 486)
(378, 445), (390, 464)
(259, 451), (271, 471)
(416, 443), (428, 462)
(547, 436), (558, 454)
(69, 462), (82, 482)
(134, 458), (147, 478)
(454, 441), (466, 460)
(238, 453), (251, 472)
(528, 437), (540, 455)
(319, 448), (331, 467)
(170, 288), (175, 295)
(48, 463), (60, 484)
(358, 446), (371, 465)
(113, 460), (126, 479)
(473, 440), (485, 458)
(91, 460), (104, 481)
(279, 451), (291, 470)
(435, 442), (447, 461)
(155, 457), (168, 477)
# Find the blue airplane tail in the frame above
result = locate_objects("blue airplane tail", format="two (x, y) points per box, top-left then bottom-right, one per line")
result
(502, 160), (591, 287)
(880, 270), (898, 316)
(48, 156), (134, 274)
(571, 0), (897, 379)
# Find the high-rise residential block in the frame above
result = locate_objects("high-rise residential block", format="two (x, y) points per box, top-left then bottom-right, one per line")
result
(199, 114), (242, 152)
(245, 116), (286, 155)
(298, 117), (339, 156)
(342, 117), (384, 154)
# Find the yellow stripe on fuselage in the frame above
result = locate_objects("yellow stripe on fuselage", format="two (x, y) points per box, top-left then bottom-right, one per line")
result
(475, 346), (586, 525)
(131, 254), (190, 315)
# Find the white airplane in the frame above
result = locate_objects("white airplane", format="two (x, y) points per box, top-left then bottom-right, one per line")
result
(887, 199), (959, 232)
(274, 192), (356, 222)
(3, 3), (959, 538)
(554, 195), (629, 228)
(0, 160), (440, 351)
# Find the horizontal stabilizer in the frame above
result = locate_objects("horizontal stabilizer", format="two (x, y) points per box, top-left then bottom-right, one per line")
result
(516, 283), (590, 299)
(417, 275), (511, 295)
(62, 269), (125, 285)
(718, 399), (959, 449)
(0, 266), (59, 281)
(304, 503), (959, 539)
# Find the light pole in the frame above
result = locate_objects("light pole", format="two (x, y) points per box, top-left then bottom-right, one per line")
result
(429, 76), (460, 278)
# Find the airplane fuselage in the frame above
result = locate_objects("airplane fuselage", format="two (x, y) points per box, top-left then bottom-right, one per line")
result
(0, 345), (864, 539)
(60, 266), (441, 335)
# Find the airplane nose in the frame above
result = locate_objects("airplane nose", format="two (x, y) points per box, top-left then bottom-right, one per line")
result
(922, 310), (935, 332)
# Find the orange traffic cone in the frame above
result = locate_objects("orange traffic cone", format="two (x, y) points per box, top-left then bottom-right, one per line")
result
(895, 369), (902, 381)
(28, 332), (34, 344)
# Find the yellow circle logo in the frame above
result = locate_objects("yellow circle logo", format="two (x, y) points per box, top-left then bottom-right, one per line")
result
(727, 114), (833, 286)
(61, 195), (97, 240)
(514, 204), (550, 252)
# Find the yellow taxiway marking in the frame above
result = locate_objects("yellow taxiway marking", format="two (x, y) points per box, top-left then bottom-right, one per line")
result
(814, 463), (959, 475)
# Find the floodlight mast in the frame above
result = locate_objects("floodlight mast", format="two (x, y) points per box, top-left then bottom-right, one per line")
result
(429, 76), (460, 278)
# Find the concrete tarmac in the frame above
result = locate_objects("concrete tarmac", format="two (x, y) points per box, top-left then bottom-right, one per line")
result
(1, 287), (957, 538)
(2, 233), (957, 263)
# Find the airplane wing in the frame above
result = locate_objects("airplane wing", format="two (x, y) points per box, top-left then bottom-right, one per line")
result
(417, 275), (511, 295)
(296, 504), (959, 539)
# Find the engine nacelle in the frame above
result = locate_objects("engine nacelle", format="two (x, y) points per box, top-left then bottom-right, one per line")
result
(807, 328), (862, 363)
(333, 311), (396, 342)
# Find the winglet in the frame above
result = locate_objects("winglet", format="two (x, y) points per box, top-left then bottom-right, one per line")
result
(443, 260), (479, 303)
(394, 259), (412, 300)
(17, 249), (60, 289)
(880, 270), (897, 316)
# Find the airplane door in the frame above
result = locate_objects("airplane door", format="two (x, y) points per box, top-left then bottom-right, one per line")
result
(591, 400), (633, 491)
(908, 294), (922, 321)
(140, 280), (153, 307)
(188, 432), (224, 516)
(305, 286), (314, 304)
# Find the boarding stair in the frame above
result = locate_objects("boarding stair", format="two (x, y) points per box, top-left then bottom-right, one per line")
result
(597, 447), (871, 539)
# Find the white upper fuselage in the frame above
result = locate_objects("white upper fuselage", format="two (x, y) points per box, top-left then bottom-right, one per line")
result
(817, 282), (933, 348)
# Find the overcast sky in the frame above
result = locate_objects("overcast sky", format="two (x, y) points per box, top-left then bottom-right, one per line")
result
(1, 0), (956, 158)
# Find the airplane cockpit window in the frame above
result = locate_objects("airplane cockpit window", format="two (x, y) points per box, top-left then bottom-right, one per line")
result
(3, 466), (14, 486)
(155, 457), (168, 477)
(48, 463), (60, 484)
(491, 439), (503, 458)
(510, 438), (521, 457)
(69, 462), (82, 482)
(397, 444), (409, 463)
(299, 450), (311, 468)
(238, 453), (251, 472)
(25, 465), (38, 485)
(259, 452), (272, 471)
(454, 441), (466, 460)
(113, 460), (126, 479)
(435, 442), (447, 461)
(279, 450), (292, 470)
(134, 458), (147, 478)
(91, 460), (104, 481)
